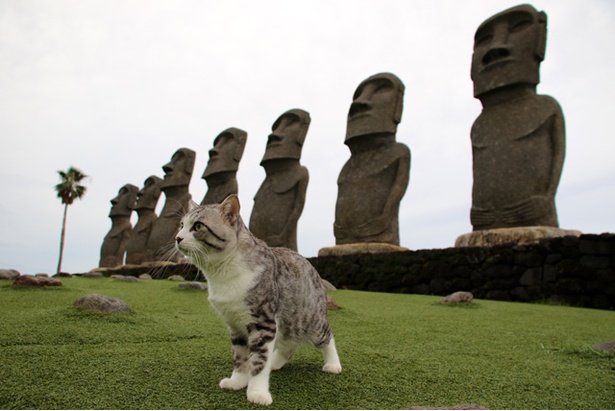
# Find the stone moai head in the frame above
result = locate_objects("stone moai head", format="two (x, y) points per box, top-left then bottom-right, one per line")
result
(161, 148), (196, 189)
(345, 72), (404, 144)
(261, 109), (311, 164)
(202, 128), (248, 179)
(471, 3), (547, 98)
(109, 184), (139, 217)
(135, 176), (163, 211)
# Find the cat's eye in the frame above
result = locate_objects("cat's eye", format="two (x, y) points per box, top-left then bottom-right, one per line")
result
(192, 222), (205, 231)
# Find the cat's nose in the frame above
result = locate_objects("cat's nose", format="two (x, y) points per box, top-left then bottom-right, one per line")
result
(176, 237), (183, 244)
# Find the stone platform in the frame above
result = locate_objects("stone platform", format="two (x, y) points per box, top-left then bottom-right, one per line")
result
(455, 226), (582, 248)
(318, 242), (408, 257)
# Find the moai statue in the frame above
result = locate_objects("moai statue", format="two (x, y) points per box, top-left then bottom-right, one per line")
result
(99, 184), (139, 267)
(469, 4), (565, 231)
(125, 175), (163, 265)
(333, 72), (410, 246)
(249, 109), (310, 251)
(147, 148), (196, 260)
(201, 127), (248, 205)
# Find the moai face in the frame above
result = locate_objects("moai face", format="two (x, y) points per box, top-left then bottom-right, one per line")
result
(135, 176), (162, 211)
(345, 72), (404, 143)
(261, 109), (310, 163)
(202, 128), (247, 178)
(161, 148), (196, 188)
(109, 184), (139, 217)
(471, 4), (547, 97)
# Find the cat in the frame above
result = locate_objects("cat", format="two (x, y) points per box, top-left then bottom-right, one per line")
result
(174, 194), (341, 405)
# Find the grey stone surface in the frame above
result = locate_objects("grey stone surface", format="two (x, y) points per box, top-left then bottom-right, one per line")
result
(147, 148), (196, 261)
(111, 275), (139, 282)
(334, 73), (410, 246)
(249, 109), (310, 251)
(99, 184), (139, 267)
(455, 226), (581, 247)
(73, 294), (131, 313)
(0, 269), (20, 280)
(13, 275), (62, 287)
(470, 4), (565, 230)
(83, 271), (104, 278)
(592, 341), (615, 352)
(125, 175), (163, 265)
(201, 127), (247, 205)
(178, 281), (207, 290)
(318, 242), (408, 257)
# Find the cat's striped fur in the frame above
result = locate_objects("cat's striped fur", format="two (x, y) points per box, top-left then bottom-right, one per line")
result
(175, 195), (341, 405)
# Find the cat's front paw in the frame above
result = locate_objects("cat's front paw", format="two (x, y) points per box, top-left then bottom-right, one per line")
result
(219, 376), (248, 390)
(247, 389), (273, 406)
(323, 363), (342, 374)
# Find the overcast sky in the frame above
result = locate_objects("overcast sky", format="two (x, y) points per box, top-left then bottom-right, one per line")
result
(1, 0), (614, 274)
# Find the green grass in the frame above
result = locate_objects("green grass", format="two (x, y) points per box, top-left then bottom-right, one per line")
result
(0, 277), (614, 409)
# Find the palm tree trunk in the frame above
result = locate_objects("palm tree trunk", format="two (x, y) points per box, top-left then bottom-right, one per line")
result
(57, 203), (68, 273)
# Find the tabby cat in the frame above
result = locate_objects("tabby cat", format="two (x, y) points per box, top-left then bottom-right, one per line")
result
(175, 195), (341, 405)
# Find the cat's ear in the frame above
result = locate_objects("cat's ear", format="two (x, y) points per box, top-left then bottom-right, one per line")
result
(188, 200), (200, 212)
(220, 195), (240, 224)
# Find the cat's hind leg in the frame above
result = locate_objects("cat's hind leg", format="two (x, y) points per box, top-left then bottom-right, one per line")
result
(321, 336), (342, 374)
(271, 336), (297, 371)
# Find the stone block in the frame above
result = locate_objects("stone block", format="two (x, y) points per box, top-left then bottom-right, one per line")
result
(520, 267), (542, 286)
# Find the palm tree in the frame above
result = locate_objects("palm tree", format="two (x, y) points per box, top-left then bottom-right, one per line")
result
(54, 166), (88, 273)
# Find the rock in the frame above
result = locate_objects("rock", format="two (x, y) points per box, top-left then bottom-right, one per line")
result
(83, 271), (104, 278)
(321, 279), (337, 291)
(168, 275), (185, 281)
(37, 277), (62, 287)
(54, 272), (72, 278)
(326, 295), (339, 310)
(592, 341), (615, 352)
(139, 261), (177, 268)
(318, 242), (409, 257)
(441, 291), (474, 304)
(111, 275), (139, 282)
(35, 273), (49, 278)
(138, 274), (152, 280)
(178, 281), (207, 290)
(73, 294), (131, 313)
(408, 404), (489, 410)
(13, 275), (42, 287)
(12, 275), (61, 287)
(0, 269), (21, 280)
(455, 227), (581, 247)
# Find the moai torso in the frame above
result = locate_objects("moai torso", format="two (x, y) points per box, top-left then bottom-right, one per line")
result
(471, 93), (564, 229)
(335, 138), (409, 245)
(250, 160), (308, 251)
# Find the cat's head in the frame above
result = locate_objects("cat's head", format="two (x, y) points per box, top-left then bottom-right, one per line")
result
(175, 195), (242, 266)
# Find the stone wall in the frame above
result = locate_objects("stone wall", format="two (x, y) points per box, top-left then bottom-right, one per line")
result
(308, 233), (615, 310)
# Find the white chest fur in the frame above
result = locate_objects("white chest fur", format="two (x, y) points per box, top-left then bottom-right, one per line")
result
(204, 259), (257, 333)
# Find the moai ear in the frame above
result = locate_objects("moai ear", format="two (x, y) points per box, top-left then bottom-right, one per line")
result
(188, 200), (200, 212)
(220, 195), (240, 225)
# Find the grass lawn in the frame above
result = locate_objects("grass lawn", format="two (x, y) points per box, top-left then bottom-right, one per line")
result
(0, 277), (614, 409)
